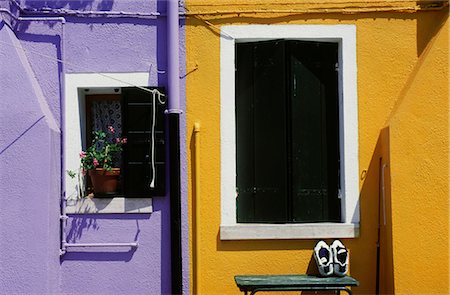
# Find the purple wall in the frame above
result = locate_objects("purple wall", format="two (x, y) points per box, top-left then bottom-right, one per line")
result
(0, 1), (188, 294)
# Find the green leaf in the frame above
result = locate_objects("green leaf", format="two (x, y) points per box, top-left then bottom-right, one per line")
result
(66, 170), (77, 179)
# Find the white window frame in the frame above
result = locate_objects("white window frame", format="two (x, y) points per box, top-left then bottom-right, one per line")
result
(220, 25), (359, 240)
(64, 73), (153, 214)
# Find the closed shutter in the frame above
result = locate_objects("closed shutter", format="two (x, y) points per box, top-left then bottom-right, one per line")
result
(122, 87), (166, 197)
(236, 43), (255, 222)
(236, 40), (340, 223)
(236, 41), (288, 223)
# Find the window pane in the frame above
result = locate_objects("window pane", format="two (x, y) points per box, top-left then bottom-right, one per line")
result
(85, 94), (123, 195)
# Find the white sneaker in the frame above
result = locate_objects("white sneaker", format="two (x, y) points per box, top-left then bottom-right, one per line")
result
(330, 240), (349, 276)
(314, 240), (334, 277)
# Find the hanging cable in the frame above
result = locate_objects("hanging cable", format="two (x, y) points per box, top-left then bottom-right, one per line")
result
(150, 92), (157, 188)
(149, 90), (166, 189)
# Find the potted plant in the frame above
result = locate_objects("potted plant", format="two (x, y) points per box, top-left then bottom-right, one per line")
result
(79, 126), (127, 195)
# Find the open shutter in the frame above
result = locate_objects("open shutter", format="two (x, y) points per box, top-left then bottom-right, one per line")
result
(122, 87), (166, 197)
(236, 41), (288, 223)
(289, 41), (340, 222)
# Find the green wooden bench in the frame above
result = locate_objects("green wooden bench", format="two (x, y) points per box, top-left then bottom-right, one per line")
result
(235, 274), (359, 295)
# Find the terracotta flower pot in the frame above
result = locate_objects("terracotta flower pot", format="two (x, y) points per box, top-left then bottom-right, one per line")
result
(88, 168), (120, 194)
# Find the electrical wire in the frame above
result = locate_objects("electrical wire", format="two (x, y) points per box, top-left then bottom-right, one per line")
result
(182, 0), (447, 16)
(182, 7), (422, 16)
(182, 5), (234, 39)
(185, 0), (437, 6)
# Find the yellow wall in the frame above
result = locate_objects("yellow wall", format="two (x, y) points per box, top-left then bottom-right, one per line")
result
(185, 1), (449, 294)
(387, 11), (449, 294)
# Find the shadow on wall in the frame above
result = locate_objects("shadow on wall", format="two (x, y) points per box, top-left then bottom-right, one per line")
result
(12, 30), (63, 118)
(66, 215), (100, 243)
(384, 7), (448, 128)
(377, 127), (394, 295)
(416, 5), (448, 56)
(354, 127), (394, 295)
(187, 11), (421, 39)
(12, 0), (114, 31)
(66, 214), (148, 243)
(62, 214), (149, 262)
(210, 127), (395, 294)
(0, 116), (45, 155)
(23, 0), (113, 11)
(62, 249), (137, 262)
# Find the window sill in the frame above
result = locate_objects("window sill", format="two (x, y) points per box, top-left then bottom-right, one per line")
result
(220, 223), (359, 240)
(65, 197), (152, 214)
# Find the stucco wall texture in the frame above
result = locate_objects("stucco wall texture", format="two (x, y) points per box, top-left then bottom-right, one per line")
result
(0, 1), (188, 294)
(185, 1), (449, 294)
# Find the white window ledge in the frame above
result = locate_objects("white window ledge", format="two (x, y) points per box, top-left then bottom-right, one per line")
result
(65, 197), (152, 214)
(220, 223), (359, 240)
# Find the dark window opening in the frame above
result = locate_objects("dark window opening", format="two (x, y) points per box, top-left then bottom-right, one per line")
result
(84, 87), (166, 198)
(236, 40), (340, 223)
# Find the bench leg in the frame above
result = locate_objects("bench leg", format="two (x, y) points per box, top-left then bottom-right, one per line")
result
(336, 287), (353, 295)
(342, 287), (352, 295)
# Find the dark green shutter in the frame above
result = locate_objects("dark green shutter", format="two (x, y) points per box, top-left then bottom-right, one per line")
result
(236, 41), (288, 223)
(236, 43), (255, 222)
(289, 41), (340, 222)
(122, 87), (166, 197)
(236, 40), (340, 223)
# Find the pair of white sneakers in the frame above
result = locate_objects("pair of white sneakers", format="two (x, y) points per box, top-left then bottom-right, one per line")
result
(314, 240), (349, 277)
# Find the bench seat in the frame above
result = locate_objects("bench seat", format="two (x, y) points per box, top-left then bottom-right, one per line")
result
(235, 274), (359, 295)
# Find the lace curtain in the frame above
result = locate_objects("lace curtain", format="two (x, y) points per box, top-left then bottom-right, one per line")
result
(91, 100), (122, 166)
